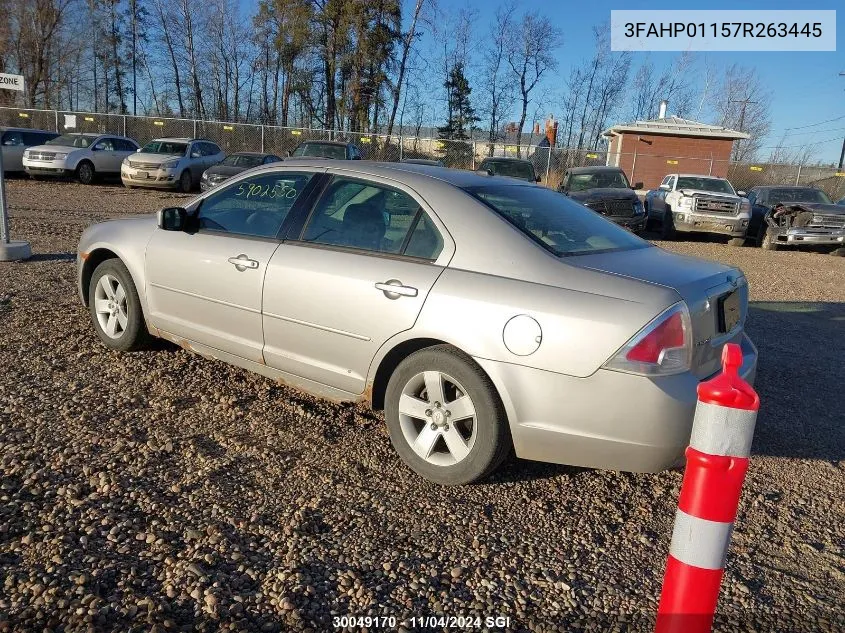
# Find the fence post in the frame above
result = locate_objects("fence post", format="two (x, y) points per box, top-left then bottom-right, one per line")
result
(261, 125), (265, 153)
(399, 134), (403, 161)
(472, 140), (476, 170)
(709, 155), (713, 176)
(795, 164), (801, 186)
(123, 115), (127, 137)
(545, 146), (552, 183)
(631, 148), (638, 184)
(193, 119), (197, 138)
(54, 110), (59, 133)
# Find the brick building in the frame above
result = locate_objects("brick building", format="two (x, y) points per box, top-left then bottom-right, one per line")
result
(601, 113), (749, 190)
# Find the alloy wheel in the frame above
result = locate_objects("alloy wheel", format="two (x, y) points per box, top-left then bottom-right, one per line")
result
(94, 274), (129, 339)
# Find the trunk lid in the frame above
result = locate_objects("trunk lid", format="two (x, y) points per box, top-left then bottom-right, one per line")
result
(569, 246), (749, 377)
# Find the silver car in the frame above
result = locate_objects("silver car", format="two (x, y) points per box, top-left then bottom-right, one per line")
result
(23, 133), (140, 184)
(1, 127), (59, 173)
(76, 162), (758, 485)
(121, 138), (225, 192)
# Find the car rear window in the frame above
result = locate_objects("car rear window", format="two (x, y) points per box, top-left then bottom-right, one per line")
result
(480, 160), (535, 181)
(46, 134), (97, 148)
(292, 143), (346, 160)
(465, 184), (649, 257)
(141, 141), (188, 155)
(675, 177), (735, 194)
(766, 188), (831, 204)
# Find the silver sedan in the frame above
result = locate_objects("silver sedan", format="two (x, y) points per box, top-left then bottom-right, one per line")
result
(76, 161), (758, 484)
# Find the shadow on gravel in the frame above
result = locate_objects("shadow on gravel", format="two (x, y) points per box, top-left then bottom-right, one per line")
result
(23, 252), (76, 263)
(746, 301), (845, 464)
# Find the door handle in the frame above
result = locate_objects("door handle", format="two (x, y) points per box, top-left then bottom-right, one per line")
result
(375, 279), (418, 299)
(228, 254), (259, 271)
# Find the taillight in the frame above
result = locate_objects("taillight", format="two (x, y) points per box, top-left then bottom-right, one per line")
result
(604, 303), (692, 376)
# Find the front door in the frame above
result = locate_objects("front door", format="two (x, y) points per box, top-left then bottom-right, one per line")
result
(91, 138), (122, 173)
(262, 174), (450, 395)
(145, 170), (319, 362)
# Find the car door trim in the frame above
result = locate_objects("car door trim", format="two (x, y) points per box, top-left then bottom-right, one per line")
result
(262, 310), (371, 341)
(149, 281), (261, 314)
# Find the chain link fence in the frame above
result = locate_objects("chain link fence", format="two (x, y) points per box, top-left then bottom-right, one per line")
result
(3, 106), (843, 198)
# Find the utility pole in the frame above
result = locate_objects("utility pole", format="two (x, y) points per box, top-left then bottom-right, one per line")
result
(131, 0), (137, 116)
(730, 97), (758, 161)
(838, 72), (845, 169)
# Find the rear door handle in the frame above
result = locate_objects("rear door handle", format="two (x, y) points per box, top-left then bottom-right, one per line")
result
(228, 254), (259, 271)
(375, 279), (418, 299)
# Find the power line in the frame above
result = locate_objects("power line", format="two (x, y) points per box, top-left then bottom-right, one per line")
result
(783, 125), (845, 137)
(760, 136), (843, 149)
(783, 114), (845, 131)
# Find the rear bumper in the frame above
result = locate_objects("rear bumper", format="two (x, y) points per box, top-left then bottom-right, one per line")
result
(475, 333), (758, 473)
(674, 212), (749, 237)
(774, 228), (845, 245)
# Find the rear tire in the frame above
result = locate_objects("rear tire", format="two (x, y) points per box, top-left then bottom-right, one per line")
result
(385, 345), (511, 485)
(88, 259), (152, 352)
(178, 170), (192, 193)
(76, 161), (96, 185)
(728, 237), (745, 247)
(660, 209), (676, 240)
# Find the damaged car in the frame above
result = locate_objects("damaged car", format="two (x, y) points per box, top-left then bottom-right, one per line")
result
(745, 186), (845, 253)
(558, 166), (646, 233)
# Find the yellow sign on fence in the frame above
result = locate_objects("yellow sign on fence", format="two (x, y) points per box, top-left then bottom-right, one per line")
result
(586, 153), (598, 159)
(84, 116), (94, 122)
(223, 125), (233, 131)
(750, 166), (763, 172)
(291, 130), (302, 136)
(153, 121), (164, 126)
(835, 172), (845, 177)
(360, 137), (371, 144)
(666, 159), (678, 165)
(18, 112), (28, 118)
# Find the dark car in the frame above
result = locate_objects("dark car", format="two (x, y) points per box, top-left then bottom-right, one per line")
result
(559, 166), (646, 233)
(200, 152), (282, 191)
(745, 186), (844, 251)
(290, 140), (362, 160)
(477, 157), (540, 183)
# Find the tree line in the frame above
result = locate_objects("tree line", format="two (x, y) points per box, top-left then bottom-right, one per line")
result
(0, 0), (783, 159)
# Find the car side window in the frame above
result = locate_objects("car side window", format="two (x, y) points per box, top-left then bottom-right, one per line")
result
(95, 138), (115, 151)
(666, 176), (676, 190)
(117, 139), (137, 151)
(189, 144), (202, 158)
(746, 191), (756, 205)
(204, 143), (221, 156)
(2, 131), (24, 146)
(302, 177), (437, 257)
(197, 172), (314, 239)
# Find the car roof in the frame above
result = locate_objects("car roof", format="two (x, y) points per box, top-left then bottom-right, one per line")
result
(481, 156), (532, 163)
(296, 140), (350, 147)
(230, 151), (271, 157)
(0, 127), (56, 133)
(674, 173), (727, 179)
(266, 159), (538, 188)
(567, 165), (625, 174)
(753, 185), (819, 191)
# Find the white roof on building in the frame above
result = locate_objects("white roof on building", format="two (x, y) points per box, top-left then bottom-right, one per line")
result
(602, 116), (750, 140)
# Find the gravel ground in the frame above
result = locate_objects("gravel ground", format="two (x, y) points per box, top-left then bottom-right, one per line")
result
(0, 179), (843, 633)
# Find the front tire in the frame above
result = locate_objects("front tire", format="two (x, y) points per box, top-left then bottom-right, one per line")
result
(660, 208), (676, 240)
(385, 345), (511, 485)
(177, 170), (192, 193)
(76, 161), (96, 185)
(88, 259), (151, 351)
(728, 237), (746, 247)
(761, 227), (779, 251)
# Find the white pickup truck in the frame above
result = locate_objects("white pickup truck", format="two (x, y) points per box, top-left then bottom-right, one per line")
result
(645, 174), (751, 246)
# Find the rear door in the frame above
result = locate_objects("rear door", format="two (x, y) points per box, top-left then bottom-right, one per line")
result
(261, 172), (452, 395)
(145, 169), (320, 362)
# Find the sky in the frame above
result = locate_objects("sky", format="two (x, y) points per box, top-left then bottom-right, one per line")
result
(413, 0), (844, 162)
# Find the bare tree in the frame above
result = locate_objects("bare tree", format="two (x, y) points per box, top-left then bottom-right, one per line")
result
(506, 12), (561, 156)
(479, 4), (517, 154)
(628, 52), (698, 121)
(710, 64), (771, 161)
(385, 0), (424, 139)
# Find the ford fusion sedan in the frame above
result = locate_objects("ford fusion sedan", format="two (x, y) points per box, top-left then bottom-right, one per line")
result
(121, 138), (225, 192)
(201, 152), (283, 191)
(76, 162), (757, 485)
(23, 133), (140, 184)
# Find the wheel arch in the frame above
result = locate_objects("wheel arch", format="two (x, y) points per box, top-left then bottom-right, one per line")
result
(80, 248), (120, 306)
(368, 337), (448, 411)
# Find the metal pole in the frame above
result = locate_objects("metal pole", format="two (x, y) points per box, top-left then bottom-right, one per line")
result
(123, 115), (127, 137)
(838, 137), (845, 169)
(631, 148), (638, 184)
(0, 148), (9, 244)
(545, 145), (552, 183)
(55, 109), (59, 132)
(795, 164), (802, 186)
(709, 154), (713, 176)
(260, 125), (265, 153)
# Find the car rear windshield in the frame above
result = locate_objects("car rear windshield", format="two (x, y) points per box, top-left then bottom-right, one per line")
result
(766, 188), (832, 204)
(292, 143), (346, 159)
(480, 160), (535, 181)
(465, 184), (649, 257)
(676, 177), (735, 195)
(222, 154), (264, 168)
(141, 141), (188, 155)
(568, 170), (630, 191)
(46, 134), (97, 148)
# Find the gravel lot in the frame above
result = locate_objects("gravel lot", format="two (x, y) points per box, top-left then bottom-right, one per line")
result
(1, 178), (843, 632)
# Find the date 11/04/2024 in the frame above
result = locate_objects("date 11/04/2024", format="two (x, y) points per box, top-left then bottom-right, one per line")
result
(332, 615), (513, 629)
(624, 22), (823, 39)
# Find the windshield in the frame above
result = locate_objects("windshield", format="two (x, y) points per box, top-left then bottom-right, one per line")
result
(141, 140), (188, 155)
(480, 160), (535, 181)
(568, 170), (630, 191)
(767, 188), (832, 205)
(676, 177), (735, 194)
(465, 184), (649, 257)
(292, 143), (346, 159)
(222, 154), (264, 168)
(46, 134), (97, 148)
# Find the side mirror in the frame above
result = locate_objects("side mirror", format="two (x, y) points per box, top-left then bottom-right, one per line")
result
(287, 150), (293, 157)
(737, 190), (747, 197)
(157, 207), (188, 231)
(633, 181), (644, 190)
(535, 175), (542, 182)
(659, 184), (670, 191)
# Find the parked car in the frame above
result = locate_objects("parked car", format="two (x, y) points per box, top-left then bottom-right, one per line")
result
(290, 140), (362, 160)
(645, 174), (750, 245)
(76, 161), (757, 485)
(558, 166), (645, 232)
(400, 158), (444, 167)
(121, 138), (225, 192)
(744, 186), (844, 252)
(837, 197), (844, 206)
(23, 133), (139, 184)
(1, 127), (59, 173)
(201, 152), (283, 191)
(477, 157), (540, 182)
